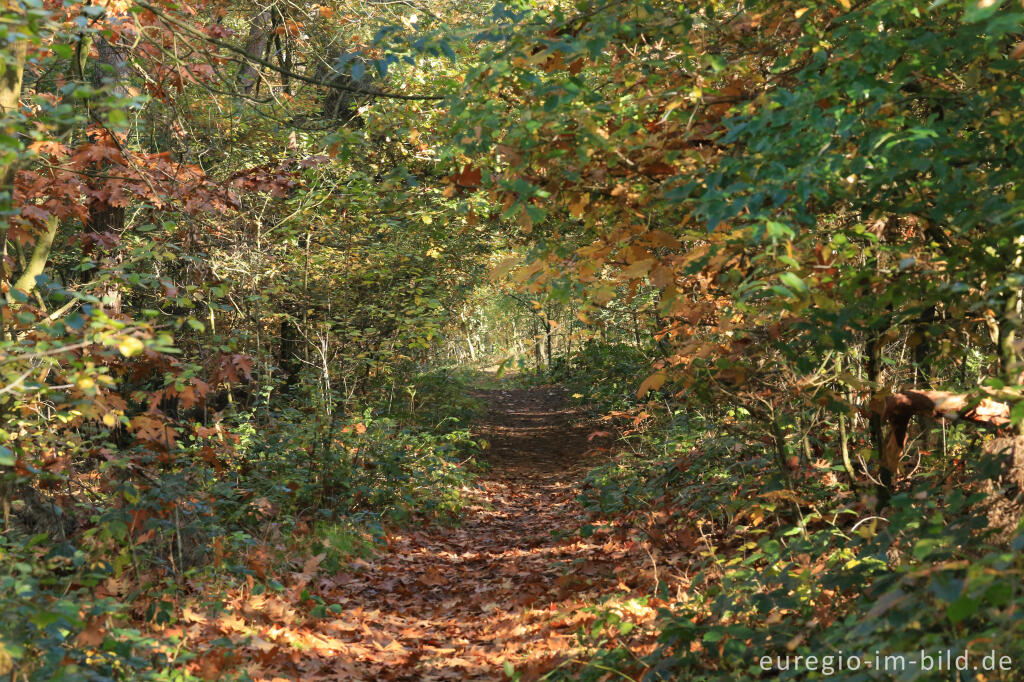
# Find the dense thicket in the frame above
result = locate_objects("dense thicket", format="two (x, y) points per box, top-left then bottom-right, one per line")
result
(2, 0), (1024, 678)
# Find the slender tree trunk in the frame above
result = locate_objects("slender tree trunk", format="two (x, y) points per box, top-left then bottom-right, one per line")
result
(278, 315), (303, 389)
(868, 332), (890, 499)
(1, 5), (27, 309)
(544, 315), (552, 367)
(10, 216), (58, 299)
(533, 318), (542, 368)
(0, 5), (24, 206)
(999, 291), (1023, 435)
(85, 35), (131, 316)
(836, 354), (856, 481)
(237, 10), (271, 95)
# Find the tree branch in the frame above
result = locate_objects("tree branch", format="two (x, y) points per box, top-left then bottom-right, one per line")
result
(131, 0), (446, 101)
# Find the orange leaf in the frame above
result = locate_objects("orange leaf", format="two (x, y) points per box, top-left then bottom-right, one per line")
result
(418, 565), (447, 586)
(637, 371), (667, 398)
(646, 230), (682, 249)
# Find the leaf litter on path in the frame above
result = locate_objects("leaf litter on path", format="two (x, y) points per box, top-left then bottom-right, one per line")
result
(178, 387), (666, 681)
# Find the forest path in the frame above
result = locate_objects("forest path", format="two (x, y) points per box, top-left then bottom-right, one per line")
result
(258, 386), (657, 681)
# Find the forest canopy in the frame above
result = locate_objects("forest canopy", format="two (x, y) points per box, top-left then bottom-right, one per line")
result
(2, 0), (1024, 678)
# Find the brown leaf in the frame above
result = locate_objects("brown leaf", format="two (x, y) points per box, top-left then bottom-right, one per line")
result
(418, 565), (447, 587)
(455, 164), (482, 187)
(76, 620), (106, 647)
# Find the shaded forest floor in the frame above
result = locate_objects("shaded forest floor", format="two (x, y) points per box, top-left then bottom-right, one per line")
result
(183, 386), (665, 680)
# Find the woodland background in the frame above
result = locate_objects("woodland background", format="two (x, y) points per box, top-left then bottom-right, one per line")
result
(2, 0), (1024, 678)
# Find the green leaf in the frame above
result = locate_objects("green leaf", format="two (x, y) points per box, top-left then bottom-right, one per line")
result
(0, 446), (14, 467)
(107, 108), (129, 129)
(962, 0), (1004, 23)
(946, 595), (979, 624)
(770, 284), (796, 299)
(1011, 400), (1024, 425)
(30, 611), (60, 628)
(765, 221), (795, 239)
(703, 628), (725, 643)
(779, 272), (808, 293)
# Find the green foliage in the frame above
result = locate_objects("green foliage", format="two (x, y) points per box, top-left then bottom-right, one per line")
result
(552, 341), (650, 411)
(0, 532), (194, 680)
(567, 404), (1024, 680)
(5, 0), (1024, 676)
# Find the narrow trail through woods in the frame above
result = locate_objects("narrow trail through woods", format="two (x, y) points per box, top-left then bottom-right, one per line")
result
(266, 386), (655, 681)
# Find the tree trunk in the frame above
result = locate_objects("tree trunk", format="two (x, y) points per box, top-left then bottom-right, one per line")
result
(544, 315), (552, 367)
(85, 35), (131, 316)
(236, 10), (271, 95)
(533, 318), (542, 368)
(0, 5), (24, 208)
(10, 216), (58, 299)
(0, 5), (27, 309)
(868, 333), (888, 495)
(278, 315), (303, 389)
(998, 291), (1021, 430)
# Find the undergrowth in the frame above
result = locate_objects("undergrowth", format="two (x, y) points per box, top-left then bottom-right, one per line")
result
(0, 366), (483, 680)
(545, 343), (1024, 681)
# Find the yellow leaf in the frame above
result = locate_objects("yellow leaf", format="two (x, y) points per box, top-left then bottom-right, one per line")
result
(795, 7), (810, 17)
(76, 376), (95, 390)
(837, 0), (851, 8)
(637, 371), (667, 398)
(568, 193), (590, 218)
(117, 336), (144, 358)
(518, 209), (533, 233)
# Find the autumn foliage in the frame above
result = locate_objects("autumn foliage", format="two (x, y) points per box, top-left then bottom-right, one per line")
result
(2, 0), (1024, 679)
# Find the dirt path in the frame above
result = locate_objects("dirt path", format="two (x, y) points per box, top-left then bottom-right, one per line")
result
(200, 387), (656, 681)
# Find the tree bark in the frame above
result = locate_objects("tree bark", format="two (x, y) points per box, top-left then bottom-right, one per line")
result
(236, 10), (271, 95)
(0, 6), (24, 207)
(278, 315), (303, 389)
(0, 3), (27, 307)
(85, 35), (132, 316)
(874, 389), (1011, 496)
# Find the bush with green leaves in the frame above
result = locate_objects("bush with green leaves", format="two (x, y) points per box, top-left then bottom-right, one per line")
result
(567, 408), (1024, 681)
(550, 341), (650, 411)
